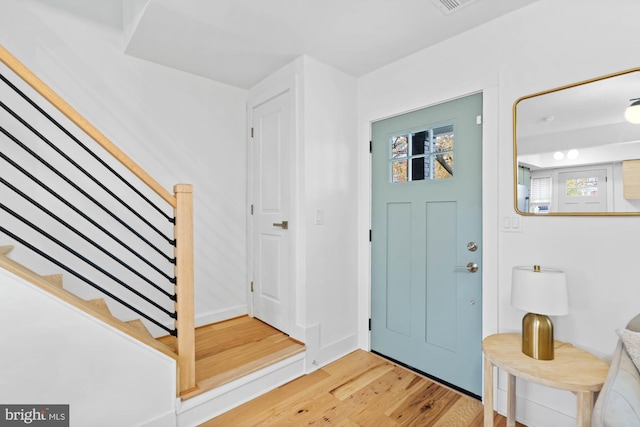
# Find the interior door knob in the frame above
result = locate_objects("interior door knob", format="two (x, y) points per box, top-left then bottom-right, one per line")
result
(273, 220), (289, 230)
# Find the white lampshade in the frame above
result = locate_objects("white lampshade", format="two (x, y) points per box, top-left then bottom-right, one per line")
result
(511, 266), (568, 316)
(626, 100), (640, 124)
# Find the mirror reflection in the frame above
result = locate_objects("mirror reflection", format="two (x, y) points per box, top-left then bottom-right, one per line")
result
(514, 68), (640, 215)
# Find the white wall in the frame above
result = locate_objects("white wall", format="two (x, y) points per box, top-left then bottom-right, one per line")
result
(358, 0), (640, 425)
(0, 0), (249, 328)
(0, 267), (177, 427)
(301, 57), (359, 365)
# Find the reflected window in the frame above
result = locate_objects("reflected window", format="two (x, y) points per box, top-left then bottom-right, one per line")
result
(565, 177), (598, 197)
(529, 175), (552, 213)
(390, 125), (454, 183)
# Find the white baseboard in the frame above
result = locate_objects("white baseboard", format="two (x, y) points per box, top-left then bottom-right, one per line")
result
(194, 305), (247, 327)
(139, 410), (177, 427)
(315, 334), (359, 366)
(176, 352), (306, 427)
(156, 305), (248, 337)
(496, 388), (576, 427)
(304, 324), (358, 373)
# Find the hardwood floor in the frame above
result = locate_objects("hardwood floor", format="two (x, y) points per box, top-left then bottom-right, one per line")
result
(201, 349), (524, 426)
(157, 315), (305, 399)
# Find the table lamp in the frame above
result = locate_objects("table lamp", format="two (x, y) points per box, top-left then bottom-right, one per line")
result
(511, 265), (568, 360)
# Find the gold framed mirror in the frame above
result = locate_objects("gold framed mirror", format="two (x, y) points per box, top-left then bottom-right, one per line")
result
(514, 67), (640, 216)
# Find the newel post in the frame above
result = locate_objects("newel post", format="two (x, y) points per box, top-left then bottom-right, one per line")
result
(174, 184), (196, 395)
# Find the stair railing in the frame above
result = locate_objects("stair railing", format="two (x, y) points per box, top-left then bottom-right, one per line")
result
(0, 45), (195, 394)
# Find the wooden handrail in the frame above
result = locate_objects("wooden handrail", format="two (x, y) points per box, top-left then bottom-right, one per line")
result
(0, 45), (176, 208)
(174, 184), (196, 395)
(0, 46), (196, 395)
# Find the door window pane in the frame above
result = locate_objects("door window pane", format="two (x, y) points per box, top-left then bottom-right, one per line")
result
(392, 136), (408, 159)
(412, 131), (427, 155)
(392, 160), (408, 182)
(434, 153), (454, 179)
(411, 157), (426, 181)
(565, 177), (598, 196)
(434, 125), (454, 152)
(389, 124), (454, 183)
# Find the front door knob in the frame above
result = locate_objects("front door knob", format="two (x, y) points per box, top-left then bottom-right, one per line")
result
(455, 262), (478, 273)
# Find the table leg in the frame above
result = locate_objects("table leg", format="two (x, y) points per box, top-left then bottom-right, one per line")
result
(507, 373), (516, 427)
(576, 391), (594, 427)
(483, 356), (494, 427)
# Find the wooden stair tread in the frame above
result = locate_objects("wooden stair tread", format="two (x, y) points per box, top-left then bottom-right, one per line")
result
(195, 316), (288, 360)
(0, 245), (14, 256)
(42, 274), (63, 288)
(87, 298), (111, 315)
(126, 319), (154, 340)
(157, 333), (177, 351)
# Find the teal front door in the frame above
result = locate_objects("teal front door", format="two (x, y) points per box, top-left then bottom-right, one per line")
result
(371, 93), (483, 396)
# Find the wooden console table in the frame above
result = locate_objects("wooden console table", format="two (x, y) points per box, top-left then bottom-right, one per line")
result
(483, 333), (609, 427)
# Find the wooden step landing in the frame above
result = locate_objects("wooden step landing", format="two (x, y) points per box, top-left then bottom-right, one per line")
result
(158, 315), (305, 400)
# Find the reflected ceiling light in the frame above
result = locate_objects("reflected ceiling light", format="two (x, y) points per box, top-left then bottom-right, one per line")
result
(567, 149), (579, 160)
(626, 98), (640, 124)
(553, 151), (564, 160)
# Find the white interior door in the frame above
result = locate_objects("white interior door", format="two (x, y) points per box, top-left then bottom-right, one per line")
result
(251, 91), (291, 334)
(558, 168), (608, 212)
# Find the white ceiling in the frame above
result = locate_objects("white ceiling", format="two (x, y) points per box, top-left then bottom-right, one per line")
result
(37, 0), (539, 89)
(32, 0), (124, 28)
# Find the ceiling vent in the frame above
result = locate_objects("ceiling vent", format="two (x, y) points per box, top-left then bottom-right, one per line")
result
(431, 0), (478, 15)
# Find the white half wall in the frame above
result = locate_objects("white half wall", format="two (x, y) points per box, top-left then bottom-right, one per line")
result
(0, 0), (249, 327)
(0, 267), (177, 427)
(358, 0), (640, 426)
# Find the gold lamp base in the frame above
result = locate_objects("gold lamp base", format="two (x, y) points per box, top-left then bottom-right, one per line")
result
(522, 312), (554, 360)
